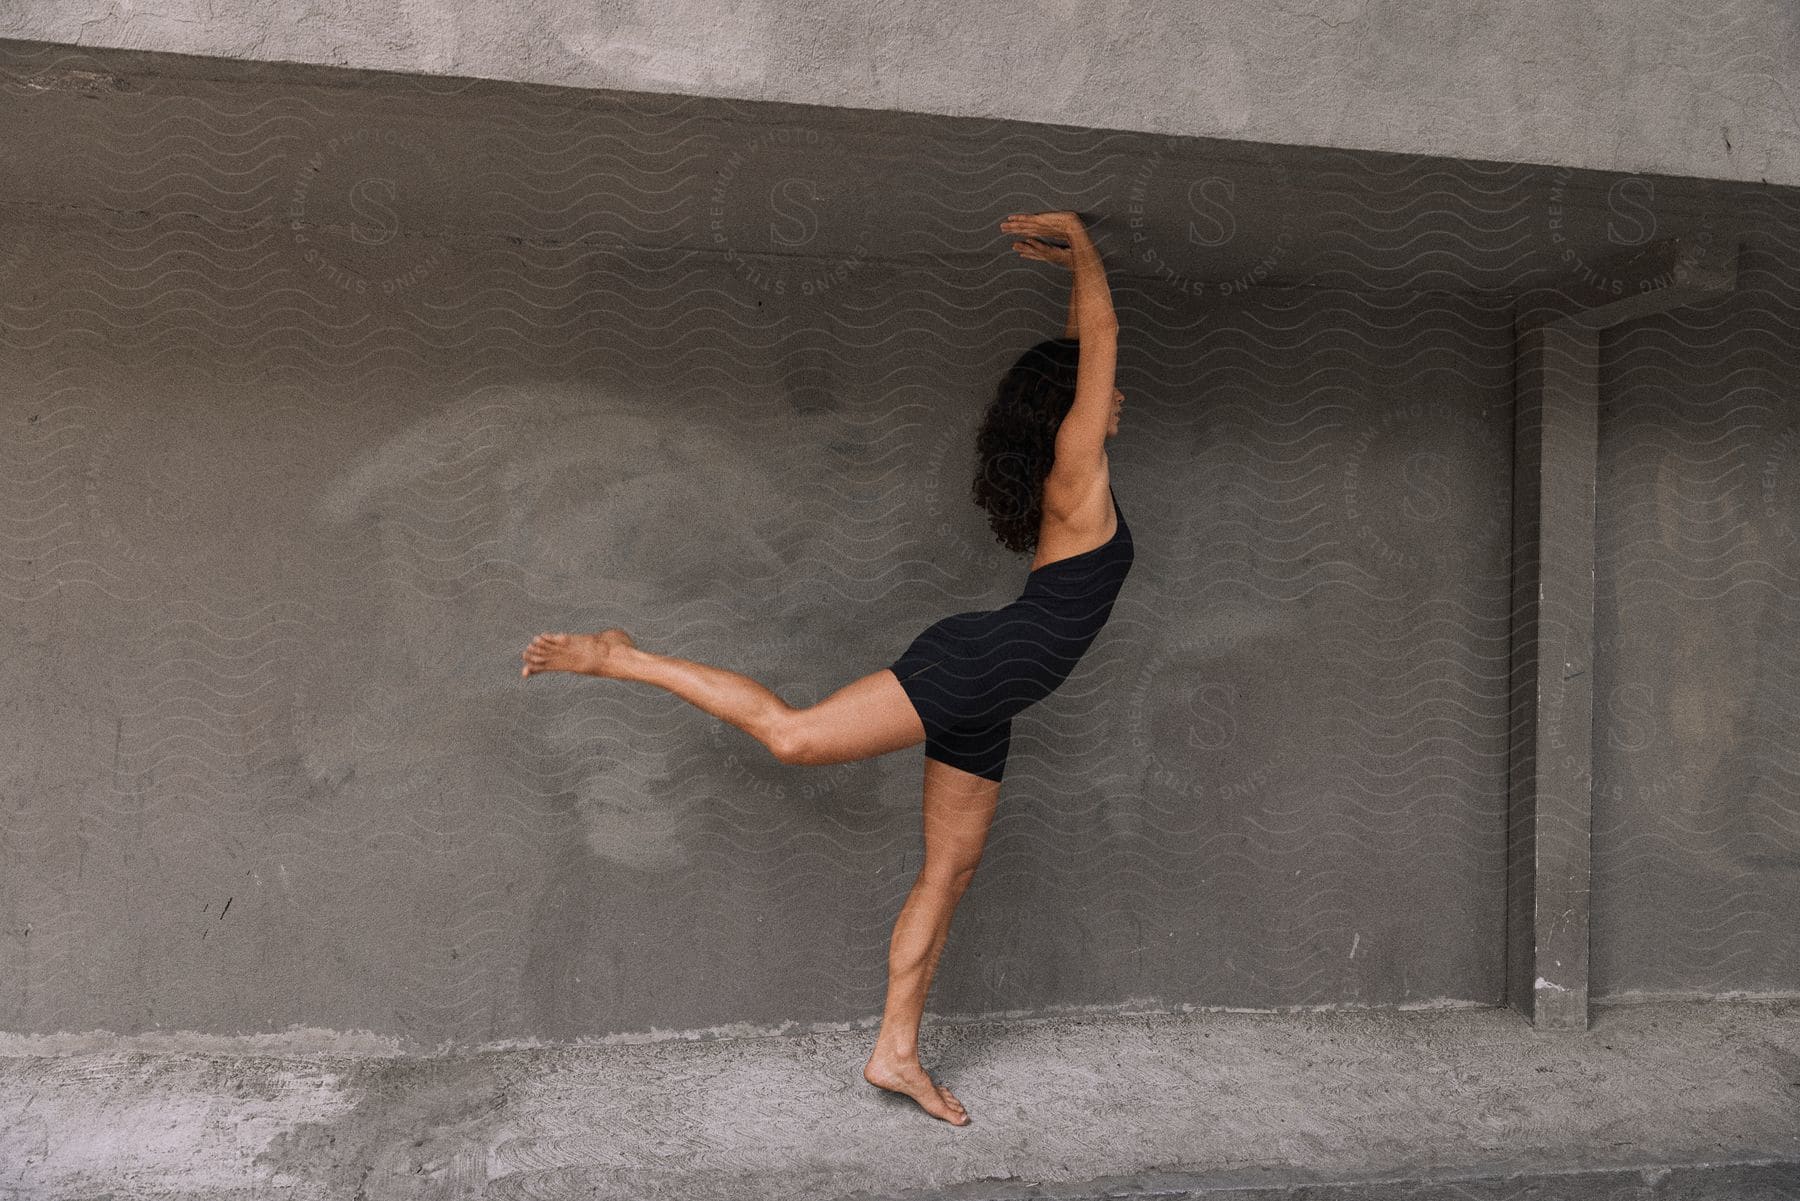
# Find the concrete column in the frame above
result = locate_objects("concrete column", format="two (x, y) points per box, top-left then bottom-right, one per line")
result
(1507, 237), (1738, 1029)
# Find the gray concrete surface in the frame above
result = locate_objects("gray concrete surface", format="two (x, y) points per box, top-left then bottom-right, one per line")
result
(1505, 242), (1745, 1030)
(0, 0), (1795, 189)
(0, 38), (1797, 1050)
(1, 999), (1796, 1199)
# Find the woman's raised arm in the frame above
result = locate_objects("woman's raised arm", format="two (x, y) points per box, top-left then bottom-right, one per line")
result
(1001, 212), (1119, 474)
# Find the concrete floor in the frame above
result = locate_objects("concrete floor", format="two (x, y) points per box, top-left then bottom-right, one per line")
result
(2, 999), (1797, 1199)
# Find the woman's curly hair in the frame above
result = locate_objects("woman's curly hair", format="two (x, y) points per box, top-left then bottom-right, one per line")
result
(971, 337), (1084, 555)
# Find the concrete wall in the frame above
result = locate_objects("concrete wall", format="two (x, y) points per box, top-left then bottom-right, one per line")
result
(1, 0), (1796, 189)
(1592, 277), (1800, 1001)
(0, 40), (1794, 1048)
(0, 266), (1517, 1045)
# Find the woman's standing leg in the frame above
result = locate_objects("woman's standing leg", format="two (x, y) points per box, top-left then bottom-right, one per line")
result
(863, 755), (1003, 1125)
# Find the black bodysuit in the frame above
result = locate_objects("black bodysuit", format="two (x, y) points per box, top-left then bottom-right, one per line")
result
(890, 483), (1135, 782)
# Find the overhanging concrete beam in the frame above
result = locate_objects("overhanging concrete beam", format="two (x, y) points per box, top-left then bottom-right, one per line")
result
(1, 0), (1794, 188)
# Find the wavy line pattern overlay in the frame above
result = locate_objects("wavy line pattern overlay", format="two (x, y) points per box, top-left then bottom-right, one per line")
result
(0, 40), (1794, 1047)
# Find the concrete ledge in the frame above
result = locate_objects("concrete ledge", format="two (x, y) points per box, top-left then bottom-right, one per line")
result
(2, 0), (1794, 187)
(2, 999), (1795, 1199)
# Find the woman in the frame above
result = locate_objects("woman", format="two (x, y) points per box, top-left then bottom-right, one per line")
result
(520, 210), (1130, 1126)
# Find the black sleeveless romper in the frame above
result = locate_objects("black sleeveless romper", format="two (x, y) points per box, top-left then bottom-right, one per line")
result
(889, 483), (1135, 782)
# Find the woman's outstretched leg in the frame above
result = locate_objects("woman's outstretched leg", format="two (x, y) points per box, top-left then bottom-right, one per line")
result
(863, 757), (1001, 1126)
(521, 629), (926, 765)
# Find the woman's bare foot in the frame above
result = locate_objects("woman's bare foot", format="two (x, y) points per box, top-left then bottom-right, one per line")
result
(520, 629), (636, 679)
(863, 1050), (970, 1125)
